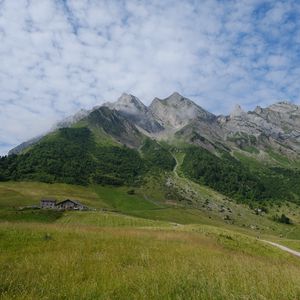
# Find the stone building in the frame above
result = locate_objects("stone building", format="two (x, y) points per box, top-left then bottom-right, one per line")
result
(40, 199), (57, 209)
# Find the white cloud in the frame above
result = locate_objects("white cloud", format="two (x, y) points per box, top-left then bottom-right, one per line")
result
(0, 0), (300, 154)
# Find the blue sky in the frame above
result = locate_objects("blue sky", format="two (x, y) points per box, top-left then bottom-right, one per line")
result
(0, 0), (300, 155)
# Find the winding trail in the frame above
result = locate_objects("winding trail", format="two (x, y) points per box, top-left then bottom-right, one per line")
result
(261, 240), (300, 258)
(172, 153), (180, 177)
(169, 150), (300, 259)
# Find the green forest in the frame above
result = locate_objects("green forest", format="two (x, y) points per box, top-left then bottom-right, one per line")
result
(181, 146), (300, 204)
(0, 127), (174, 186)
(1, 127), (300, 205)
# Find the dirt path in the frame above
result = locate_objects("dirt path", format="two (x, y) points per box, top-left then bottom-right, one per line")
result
(168, 151), (300, 258)
(173, 154), (179, 177)
(142, 194), (163, 207)
(261, 240), (300, 258)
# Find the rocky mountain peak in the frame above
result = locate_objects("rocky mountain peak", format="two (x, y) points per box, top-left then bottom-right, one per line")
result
(154, 92), (196, 107)
(105, 93), (147, 114)
(230, 104), (245, 118)
(8, 91), (300, 157)
(167, 91), (185, 101)
(149, 92), (215, 129)
(254, 106), (263, 114)
(267, 101), (298, 113)
(103, 93), (163, 134)
(54, 108), (91, 129)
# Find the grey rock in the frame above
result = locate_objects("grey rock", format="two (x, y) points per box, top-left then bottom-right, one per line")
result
(220, 101), (300, 153)
(149, 92), (215, 130)
(103, 93), (164, 133)
(53, 109), (91, 129)
(8, 92), (300, 158)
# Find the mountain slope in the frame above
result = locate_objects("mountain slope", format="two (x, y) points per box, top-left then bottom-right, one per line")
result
(219, 101), (300, 156)
(9, 92), (300, 158)
(103, 93), (164, 133)
(85, 106), (144, 148)
(149, 92), (215, 130)
(3, 92), (300, 207)
(1, 125), (176, 186)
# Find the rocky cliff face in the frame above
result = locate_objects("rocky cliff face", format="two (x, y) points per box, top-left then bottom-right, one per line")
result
(102, 94), (300, 155)
(8, 92), (300, 157)
(85, 106), (143, 148)
(54, 109), (91, 129)
(219, 101), (300, 153)
(103, 93), (164, 133)
(149, 92), (215, 129)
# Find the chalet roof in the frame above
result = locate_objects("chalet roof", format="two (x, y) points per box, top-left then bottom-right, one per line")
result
(56, 199), (84, 206)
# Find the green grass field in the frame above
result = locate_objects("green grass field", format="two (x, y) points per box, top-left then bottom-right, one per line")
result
(1, 181), (300, 299)
(1, 222), (300, 300)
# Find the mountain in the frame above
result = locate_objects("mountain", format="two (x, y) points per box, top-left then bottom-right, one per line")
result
(149, 92), (215, 130)
(9, 92), (300, 156)
(219, 101), (300, 156)
(2, 92), (300, 206)
(8, 135), (44, 156)
(103, 93), (164, 134)
(8, 109), (93, 156)
(54, 108), (91, 129)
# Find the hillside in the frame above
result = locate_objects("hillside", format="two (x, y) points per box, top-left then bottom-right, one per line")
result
(2, 130), (300, 299)
(2, 92), (300, 208)
(1, 180), (300, 299)
(1, 92), (300, 260)
(2, 221), (300, 299)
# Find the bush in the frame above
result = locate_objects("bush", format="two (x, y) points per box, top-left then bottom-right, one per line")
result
(272, 214), (292, 225)
(127, 189), (135, 195)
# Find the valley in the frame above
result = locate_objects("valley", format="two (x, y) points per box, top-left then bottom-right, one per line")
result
(2, 0), (300, 298)
(1, 180), (300, 299)
(1, 93), (300, 299)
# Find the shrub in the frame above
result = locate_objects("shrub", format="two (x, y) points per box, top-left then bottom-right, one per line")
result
(272, 214), (292, 225)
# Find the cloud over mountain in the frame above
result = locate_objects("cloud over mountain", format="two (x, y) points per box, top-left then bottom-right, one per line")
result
(1, 0), (300, 155)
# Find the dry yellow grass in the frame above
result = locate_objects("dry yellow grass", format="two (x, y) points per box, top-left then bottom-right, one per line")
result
(1, 222), (300, 300)
(1, 181), (300, 299)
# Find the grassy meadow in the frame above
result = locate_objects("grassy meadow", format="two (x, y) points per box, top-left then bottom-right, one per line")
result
(1, 181), (300, 299)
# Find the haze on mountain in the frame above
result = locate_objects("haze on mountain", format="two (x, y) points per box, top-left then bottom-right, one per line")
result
(2, 2), (300, 299)
(2, 89), (300, 210)
(9, 92), (300, 157)
(1, 1), (300, 156)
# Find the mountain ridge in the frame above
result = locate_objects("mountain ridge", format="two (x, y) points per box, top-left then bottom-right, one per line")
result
(2, 92), (300, 206)
(8, 92), (300, 158)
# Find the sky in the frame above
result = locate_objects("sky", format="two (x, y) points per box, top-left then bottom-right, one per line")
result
(1, 0), (300, 155)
